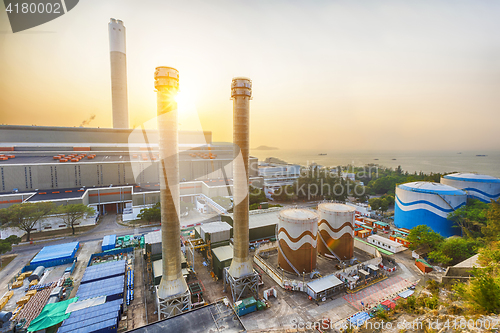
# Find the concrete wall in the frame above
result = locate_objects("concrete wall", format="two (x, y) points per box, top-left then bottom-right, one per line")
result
(354, 238), (381, 258)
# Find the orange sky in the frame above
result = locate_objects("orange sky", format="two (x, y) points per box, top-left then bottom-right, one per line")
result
(1, 0), (500, 151)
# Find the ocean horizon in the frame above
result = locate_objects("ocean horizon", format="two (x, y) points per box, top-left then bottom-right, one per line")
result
(250, 149), (500, 178)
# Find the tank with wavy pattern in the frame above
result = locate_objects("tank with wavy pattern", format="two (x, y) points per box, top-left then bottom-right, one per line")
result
(317, 203), (355, 260)
(277, 208), (319, 274)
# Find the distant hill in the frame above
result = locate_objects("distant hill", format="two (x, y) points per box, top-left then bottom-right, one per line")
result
(252, 145), (279, 150)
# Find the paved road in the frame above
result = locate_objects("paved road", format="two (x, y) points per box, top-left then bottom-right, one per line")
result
(8, 214), (159, 255)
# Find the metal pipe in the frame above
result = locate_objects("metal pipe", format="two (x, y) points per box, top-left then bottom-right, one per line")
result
(228, 77), (253, 278)
(155, 67), (188, 299)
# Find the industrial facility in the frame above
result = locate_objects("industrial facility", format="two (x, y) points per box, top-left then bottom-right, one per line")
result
(394, 181), (467, 237)
(441, 172), (500, 203)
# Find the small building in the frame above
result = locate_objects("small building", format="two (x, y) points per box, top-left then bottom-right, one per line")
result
(367, 235), (406, 253)
(144, 230), (162, 256)
(199, 222), (232, 243)
(354, 227), (363, 237)
(152, 255), (188, 285)
(102, 234), (117, 252)
(373, 221), (390, 231)
(362, 218), (377, 227)
(29, 241), (80, 269)
(389, 235), (410, 248)
(212, 245), (233, 279)
(415, 259), (433, 273)
(306, 274), (345, 300)
(358, 229), (370, 238)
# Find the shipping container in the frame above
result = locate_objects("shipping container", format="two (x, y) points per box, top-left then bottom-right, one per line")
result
(102, 235), (117, 252)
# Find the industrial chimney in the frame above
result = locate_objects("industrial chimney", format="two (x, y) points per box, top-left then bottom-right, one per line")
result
(228, 77), (254, 279)
(108, 19), (129, 129)
(154, 67), (190, 317)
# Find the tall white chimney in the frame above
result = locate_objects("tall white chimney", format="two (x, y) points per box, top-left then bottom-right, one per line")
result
(108, 18), (129, 129)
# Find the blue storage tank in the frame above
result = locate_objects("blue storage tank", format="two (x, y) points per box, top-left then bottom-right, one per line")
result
(441, 173), (500, 203)
(395, 182), (467, 237)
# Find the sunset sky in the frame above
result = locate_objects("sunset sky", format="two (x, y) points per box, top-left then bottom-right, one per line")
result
(1, 0), (500, 151)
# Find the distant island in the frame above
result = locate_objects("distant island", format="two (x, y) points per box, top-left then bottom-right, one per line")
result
(252, 145), (279, 150)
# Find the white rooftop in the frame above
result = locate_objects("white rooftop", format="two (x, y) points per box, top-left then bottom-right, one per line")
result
(319, 202), (356, 212)
(307, 274), (344, 293)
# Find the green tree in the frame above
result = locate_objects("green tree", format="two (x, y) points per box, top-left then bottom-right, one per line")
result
(0, 235), (21, 267)
(0, 202), (54, 241)
(271, 185), (295, 202)
(448, 199), (489, 237)
(454, 267), (500, 314)
(249, 186), (267, 205)
(406, 225), (444, 251)
(482, 199), (500, 241)
(57, 204), (95, 235)
(137, 202), (161, 222)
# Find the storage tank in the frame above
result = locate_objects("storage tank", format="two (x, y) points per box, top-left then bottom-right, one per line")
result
(395, 182), (467, 237)
(441, 173), (500, 203)
(277, 208), (318, 274)
(317, 203), (355, 260)
(29, 266), (45, 282)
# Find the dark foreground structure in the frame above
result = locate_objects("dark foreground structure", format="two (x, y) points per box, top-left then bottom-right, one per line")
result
(130, 298), (246, 333)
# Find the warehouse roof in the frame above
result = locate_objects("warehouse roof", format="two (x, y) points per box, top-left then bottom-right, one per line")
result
(200, 222), (232, 234)
(307, 274), (344, 294)
(443, 173), (500, 183)
(80, 260), (126, 284)
(212, 245), (233, 262)
(144, 230), (162, 245)
(30, 242), (79, 266)
(398, 182), (466, 196)
(368, 235), (404, 248)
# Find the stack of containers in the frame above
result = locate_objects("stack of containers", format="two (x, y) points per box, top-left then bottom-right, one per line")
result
(126, 270), (134, 305)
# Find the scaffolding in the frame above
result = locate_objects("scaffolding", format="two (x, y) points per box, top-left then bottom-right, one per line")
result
(223, 267), (259, 303)
(185, 238), (212, 274)
(156, 286), (192, 320)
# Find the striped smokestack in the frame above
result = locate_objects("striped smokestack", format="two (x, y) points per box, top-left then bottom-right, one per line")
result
(109, 18), (129, 129)
(154, 67), (188, 300)
(228, 77), (253, 278)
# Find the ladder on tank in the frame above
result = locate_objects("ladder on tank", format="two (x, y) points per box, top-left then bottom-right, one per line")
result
(318, 231), (343, 263)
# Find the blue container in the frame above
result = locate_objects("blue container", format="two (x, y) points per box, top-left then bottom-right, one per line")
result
(102, 235), (117, 252)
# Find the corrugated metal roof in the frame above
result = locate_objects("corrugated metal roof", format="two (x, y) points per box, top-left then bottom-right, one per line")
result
(81, 260), (126, 284)
(144, 230), (162, 245)
(398, 289), (414, 298)
(200, 221), (232, 234)
(30, 242), (79, 265)
(348, 312), (370, 326)
(212, 245), (233, 262)
(307, 274), (343, 293)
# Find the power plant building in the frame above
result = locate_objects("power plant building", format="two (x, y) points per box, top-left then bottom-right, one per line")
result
(317, 203), (355, 261)
(277, 208), (318, 274)
(441, 173), (500, 203)
(395, 182), (467, 237)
